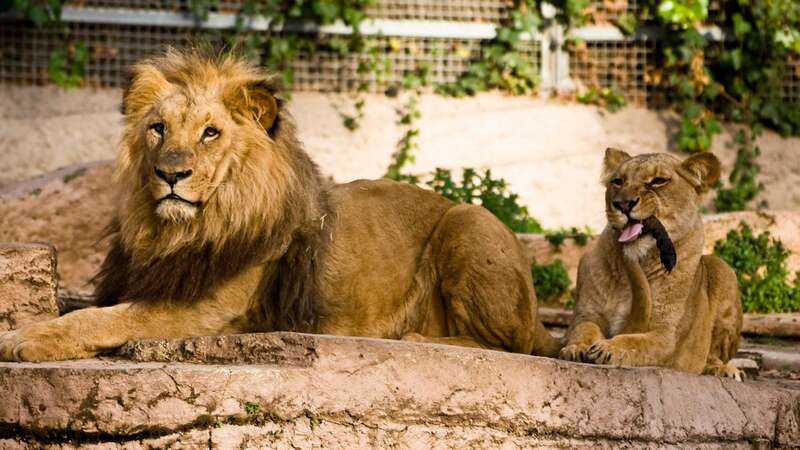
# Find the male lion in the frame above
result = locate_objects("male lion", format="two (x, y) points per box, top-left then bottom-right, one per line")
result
(560, 148), (742, 379)
(0, 50), (560, 361)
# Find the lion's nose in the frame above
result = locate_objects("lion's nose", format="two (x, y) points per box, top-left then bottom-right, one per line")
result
(154, 167), (193, 187)
(613, 198), (639, 214)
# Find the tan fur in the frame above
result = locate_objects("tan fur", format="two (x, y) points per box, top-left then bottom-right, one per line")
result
(0, 50), (560, 362)
(560, 149), (743, 379)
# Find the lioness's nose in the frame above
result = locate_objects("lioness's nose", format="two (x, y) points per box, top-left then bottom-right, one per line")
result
(154, 167), (192, 187)
(613, 198), (639, 214)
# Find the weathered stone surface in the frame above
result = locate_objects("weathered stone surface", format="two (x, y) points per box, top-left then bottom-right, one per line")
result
(1, 333), (798, 448)
(118, 332), (320, 366)
(743, 314), (800, 339)
(0, 243), (58, 331)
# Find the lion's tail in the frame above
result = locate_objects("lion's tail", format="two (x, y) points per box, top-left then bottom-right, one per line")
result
(531, 319), (563, 358)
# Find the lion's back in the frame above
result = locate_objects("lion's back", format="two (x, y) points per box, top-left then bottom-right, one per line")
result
(328, 179), (454, 257)
(319, 179), (454, 333)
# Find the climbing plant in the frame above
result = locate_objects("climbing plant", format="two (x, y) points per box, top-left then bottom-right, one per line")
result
(427, 168), (545, 234)
(436, 0), (541, 97)
(385, 94), (422, 183)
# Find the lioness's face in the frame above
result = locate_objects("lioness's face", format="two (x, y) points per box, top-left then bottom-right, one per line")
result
(602, 149), (720, 255)
(141, 93), (237, 222)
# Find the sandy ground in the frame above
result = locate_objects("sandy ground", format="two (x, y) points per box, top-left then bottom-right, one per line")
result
(1, 86), (799, 230)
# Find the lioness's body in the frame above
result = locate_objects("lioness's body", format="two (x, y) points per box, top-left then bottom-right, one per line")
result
(561, 150), (742, 378)
(0, 51), (558, 361)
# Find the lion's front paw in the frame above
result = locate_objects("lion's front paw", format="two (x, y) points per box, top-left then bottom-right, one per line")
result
(0, 323), (90, 362)
(559, 343), (591, 362)
(584, 339), (632, 366)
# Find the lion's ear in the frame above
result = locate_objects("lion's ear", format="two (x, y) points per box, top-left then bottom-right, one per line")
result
(122, 64), (170, 119)
(601, 147), (632, 181)
(678, 152), (721, 193)
(229, 79), (280, 134)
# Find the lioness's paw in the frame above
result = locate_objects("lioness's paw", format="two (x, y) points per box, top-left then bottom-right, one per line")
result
(584, 339), (632, 366)
(0, 324), (89, 362)
(704, 363), (743, 382)
(559, 344), (591, 362)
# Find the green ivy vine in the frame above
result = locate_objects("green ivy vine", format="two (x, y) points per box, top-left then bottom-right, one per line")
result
(436, 0), (541, 97)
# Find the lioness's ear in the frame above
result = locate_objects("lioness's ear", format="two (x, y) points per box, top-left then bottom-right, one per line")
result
(601, 147), (632, 181)
(678, 152), (721, 193)
(229, 79), (280, 134)
(122, 63), (170, 119)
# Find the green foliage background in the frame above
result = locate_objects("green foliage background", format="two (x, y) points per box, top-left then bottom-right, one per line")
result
(714, 223), (800, 313)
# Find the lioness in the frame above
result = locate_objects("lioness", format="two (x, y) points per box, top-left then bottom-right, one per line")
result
(560, 149), (742, 378)
(0, 50), (560, 361)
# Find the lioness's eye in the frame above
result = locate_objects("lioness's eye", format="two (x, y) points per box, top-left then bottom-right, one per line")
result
(649, 177), (670, 186)
(150, 122), (165, 135)
(611, 178), (624, 187)
(203, 127), (220, 139)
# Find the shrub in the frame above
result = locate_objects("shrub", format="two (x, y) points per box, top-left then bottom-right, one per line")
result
(427, 168), (543, 233)
(531, 259), (572, 305)
(713, 222), (800, 313)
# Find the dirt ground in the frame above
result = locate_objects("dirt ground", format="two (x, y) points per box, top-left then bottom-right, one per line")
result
(1, 86), (799, 230)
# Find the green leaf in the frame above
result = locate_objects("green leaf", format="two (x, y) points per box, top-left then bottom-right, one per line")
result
(732, 13), (752, 38)
(615, 13), (637, 35)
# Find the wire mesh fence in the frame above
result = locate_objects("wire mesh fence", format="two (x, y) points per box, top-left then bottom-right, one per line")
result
(0, 1), (797, 107)
(567, 38), (654, 106)
(366, 0), (513, 23)
(0, 20), (219, 86)
(64, 0), (516, 22)
(291, 37), (539, 92)
(782, 55), (800, 105)
(581, 0), (637, 25)
(0, 19), (538, 93)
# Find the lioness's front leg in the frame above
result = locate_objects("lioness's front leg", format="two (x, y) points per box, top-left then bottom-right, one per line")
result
(0, 296), (255, 362)
(584, 331), (675, 366)
(560, 321), (605, 362)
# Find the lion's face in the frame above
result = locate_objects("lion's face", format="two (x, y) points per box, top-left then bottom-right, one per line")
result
(601, 149), (720, 258)
(119, 50), (281, 226)
(142, 93), (236, 222)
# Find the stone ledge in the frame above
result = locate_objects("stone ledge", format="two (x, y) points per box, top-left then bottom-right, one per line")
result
(0, 243), (58, 331)
(1, 333), (798, 448)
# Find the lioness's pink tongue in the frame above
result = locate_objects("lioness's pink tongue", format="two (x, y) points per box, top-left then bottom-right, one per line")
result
(618, 222), (644, 243)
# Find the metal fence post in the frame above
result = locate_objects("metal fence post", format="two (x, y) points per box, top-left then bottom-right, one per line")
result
(539, 2), (572, 98)
(538, 2), (556, 98)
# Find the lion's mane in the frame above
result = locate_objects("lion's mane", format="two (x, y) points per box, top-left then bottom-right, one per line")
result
(92, 49), (331, 331)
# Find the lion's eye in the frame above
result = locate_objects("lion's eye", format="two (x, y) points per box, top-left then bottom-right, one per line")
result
(610, 178), (624, 187)
(150, 122), (165, 135)
(203, 127), (220, 140)
(649, 177), (670, 187)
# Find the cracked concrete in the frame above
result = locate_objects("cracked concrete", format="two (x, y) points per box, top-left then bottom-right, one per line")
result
(1, 332), (798, 448)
